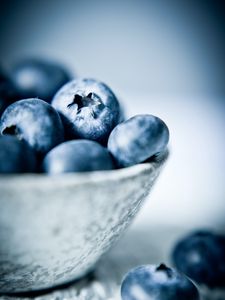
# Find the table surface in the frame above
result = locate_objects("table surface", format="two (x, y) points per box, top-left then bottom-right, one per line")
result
(1, 224), (224, 300)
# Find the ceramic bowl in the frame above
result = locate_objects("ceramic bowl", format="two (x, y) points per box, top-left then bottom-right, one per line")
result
(0, 152), (168, 294)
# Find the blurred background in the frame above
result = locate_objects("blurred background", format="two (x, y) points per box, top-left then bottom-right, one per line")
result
(0, 0), (225, 260)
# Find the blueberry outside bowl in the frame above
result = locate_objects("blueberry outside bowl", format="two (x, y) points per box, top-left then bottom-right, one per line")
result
(0, 151), (168, 294)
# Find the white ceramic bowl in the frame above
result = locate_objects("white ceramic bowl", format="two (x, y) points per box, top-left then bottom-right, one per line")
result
(0, 152), (168, 294)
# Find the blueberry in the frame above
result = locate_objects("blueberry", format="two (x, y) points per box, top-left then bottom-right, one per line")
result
(52, 78), (120, 144)
(0, 68), (21, 117)
(107, 114), (169, 167)
(172, 230), (225, 288)
(43, 139), (115, 174)
(121, 263), (199, 300)
(0, 99), (64, 155)
(0, 135), (37, 173)
(11, 58), (71, 102)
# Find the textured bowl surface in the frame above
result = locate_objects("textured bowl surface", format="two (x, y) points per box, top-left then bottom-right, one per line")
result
(0, 153), (167, 294)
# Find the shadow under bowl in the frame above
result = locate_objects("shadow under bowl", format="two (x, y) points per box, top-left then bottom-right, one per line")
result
(0, 152), (168, 294)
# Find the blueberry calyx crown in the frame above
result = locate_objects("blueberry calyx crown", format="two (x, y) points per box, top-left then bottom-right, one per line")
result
(2, 125), (23, 140)
(156, 263), (173, 278)
(67, 92), (104, 118)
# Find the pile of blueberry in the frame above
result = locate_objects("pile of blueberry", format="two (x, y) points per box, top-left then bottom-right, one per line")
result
(0, 58), (169, 174)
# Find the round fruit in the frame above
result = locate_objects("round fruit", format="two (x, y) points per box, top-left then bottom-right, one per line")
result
(0, 135), (37, 173)
(52, 78), (120, 144)
(108, 114), (169, 167)
(0, 98), (64, 155)
(172, 230), (225, 288)
(0, 68), (21, 117)
(11, 58), (71, 102)
(43, 139), (115, 174)
(121, 263), (199, 300)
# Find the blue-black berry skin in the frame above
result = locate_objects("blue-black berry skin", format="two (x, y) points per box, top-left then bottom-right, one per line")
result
(0, 135), (37, 173)
(121, 264), (200, 300)
(43, 139), (115, 174)
(0, 99), (64, 155)
(52, 78), (120, 144)
(172, 230), (225, 288)
(0, 69), (21, 117)
(11, 58), (71, 102)
(108, 114), (169, 167)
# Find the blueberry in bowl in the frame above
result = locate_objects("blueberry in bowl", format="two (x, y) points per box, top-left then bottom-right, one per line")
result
(10, 58), (71, 102)
(0, 98), (64, 155)
(108, 114), (169, 167)
(52, 78), (120, 144)
(0, 68), (21, 117)
(43, 139), (115, 174)
(0, 135), (37, 173)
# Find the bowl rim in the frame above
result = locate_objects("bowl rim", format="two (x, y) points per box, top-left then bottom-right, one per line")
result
(0, 150), (168, 185)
